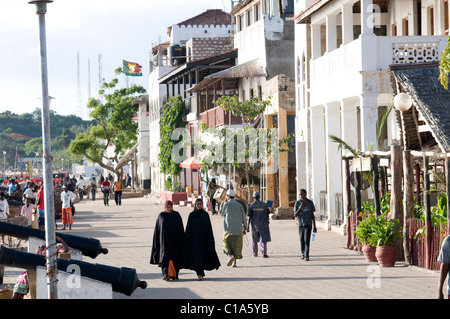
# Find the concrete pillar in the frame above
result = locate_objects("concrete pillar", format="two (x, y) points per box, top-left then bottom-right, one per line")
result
(311, 24), (322, 59)
(278, 108), (289, 208)
(139, 103), (151, 190)
(340, 98), (358, 234)
(325, 103), (342, 230)
(360, 94), (378, 152)
(326, 14), (338, 52)
(310, 105), (327, 213)
(341, 2), (354, 45)
(361, 0), (375, 36)
(264, 114), (276, 204)
(295, 109), (308, 196)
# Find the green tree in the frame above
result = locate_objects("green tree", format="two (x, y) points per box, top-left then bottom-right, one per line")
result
(69, 68), (146, 180)
(439, 36), (450, 89)
(212, 95), (271, 202)
(158, 96), (186, 181)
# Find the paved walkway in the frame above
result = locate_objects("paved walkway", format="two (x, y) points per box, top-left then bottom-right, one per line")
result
(1, 194), (442, 300)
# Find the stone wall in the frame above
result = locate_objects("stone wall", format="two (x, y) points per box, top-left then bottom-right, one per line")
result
(186, 37), (233, 62)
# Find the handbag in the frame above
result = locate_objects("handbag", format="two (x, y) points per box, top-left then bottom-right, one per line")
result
(168, 260), (177, 278)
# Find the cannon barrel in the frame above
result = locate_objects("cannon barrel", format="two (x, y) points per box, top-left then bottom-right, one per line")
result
(0, 222), (108, 259)
(0, 246), (147, 296)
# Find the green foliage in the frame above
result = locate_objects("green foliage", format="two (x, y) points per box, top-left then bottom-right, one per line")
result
(158, 96), (186, 176)
(164, 176), (184, 192)
(355, 211), (378, 246)
(328, 134), (359, 158)
(370, 212), (402, 247)
(376, 104), (393, 150)
(414, 193), (448, 240)
(439, 36), (450, 90)
(214, 95), (271, 122)
(69, 68), (146, 170)
(0, 110), (94, 170)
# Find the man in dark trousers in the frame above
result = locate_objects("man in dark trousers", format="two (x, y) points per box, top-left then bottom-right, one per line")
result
(248, 191), (271, 258)
(293, 189), (317, 261)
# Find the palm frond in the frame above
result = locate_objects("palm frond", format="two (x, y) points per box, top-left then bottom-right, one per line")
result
(329, 134), (359, 157)
(376, 104), (393, 150)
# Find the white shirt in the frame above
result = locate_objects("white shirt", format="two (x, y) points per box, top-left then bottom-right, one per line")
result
(60, 191), (76, 209)
(23, 188), (36, 199)
(77, 179), (85, 189)
(0, 198), (9, 219)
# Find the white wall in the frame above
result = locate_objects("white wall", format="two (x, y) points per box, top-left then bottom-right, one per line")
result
(170, 24), (231, 45)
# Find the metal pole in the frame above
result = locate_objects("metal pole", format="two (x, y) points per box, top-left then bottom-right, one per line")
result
(29, 0), (57, 299)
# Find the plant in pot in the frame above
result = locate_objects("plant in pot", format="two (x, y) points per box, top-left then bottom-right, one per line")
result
(372, 212), (402, 267)
(355, 211), (378, 262)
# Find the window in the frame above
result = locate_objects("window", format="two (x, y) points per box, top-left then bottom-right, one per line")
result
(238, 15), (243, 32)
(402, 17), (409, 36)
(255, 3), (260, 21)
(247, 9), (252, 26)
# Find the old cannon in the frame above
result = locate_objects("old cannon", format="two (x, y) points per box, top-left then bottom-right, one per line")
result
(0, 222), (108, 259)
(0, 245), (147, 296)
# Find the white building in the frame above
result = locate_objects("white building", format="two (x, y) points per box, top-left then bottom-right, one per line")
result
(146, 9), (232, 194)
(294, 0), (449, 232)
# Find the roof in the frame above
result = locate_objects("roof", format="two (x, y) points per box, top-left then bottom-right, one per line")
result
(294, 0), (390, 24)
(152, 41), (170, 56)
(158, 49), (238, 83)
(231, 0), (253, 15)
(391, 63), (450, 152)
(176, 9), (231, 27)
(187, 59), (267, 93)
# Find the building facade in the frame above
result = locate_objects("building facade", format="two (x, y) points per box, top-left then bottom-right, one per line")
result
(294, 0), (449, 232)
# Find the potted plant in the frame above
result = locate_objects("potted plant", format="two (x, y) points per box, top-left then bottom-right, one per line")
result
(354, 211), (378, 262)
(372, 211), (402, 267)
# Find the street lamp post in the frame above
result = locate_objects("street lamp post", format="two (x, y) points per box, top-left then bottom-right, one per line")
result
(28, 0), (57, 299)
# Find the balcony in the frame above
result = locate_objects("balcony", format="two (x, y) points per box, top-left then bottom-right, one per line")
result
(309, 35), (448, 105)
(200, 106), (242, 128)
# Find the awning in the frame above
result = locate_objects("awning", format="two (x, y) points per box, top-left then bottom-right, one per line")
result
(179, 157), (203, 169)
(187, 59), (266, 93)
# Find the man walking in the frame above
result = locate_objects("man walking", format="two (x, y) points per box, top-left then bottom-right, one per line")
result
(60, 185), (76, 230)
(248, 191), (271, 258)
(101, 177), (111, 206)
(219, 189), (248, 267)
(114, 178), (122, 206)
(293, 189), (317, 261)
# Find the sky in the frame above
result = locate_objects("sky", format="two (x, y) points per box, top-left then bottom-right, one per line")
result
(0, 0), (232, 119)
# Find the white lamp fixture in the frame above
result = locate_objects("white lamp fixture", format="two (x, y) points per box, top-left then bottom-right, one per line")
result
(394, 92), (413, 112)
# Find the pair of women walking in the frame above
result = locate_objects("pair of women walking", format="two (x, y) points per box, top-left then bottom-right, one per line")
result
(150, 199), (220, 281)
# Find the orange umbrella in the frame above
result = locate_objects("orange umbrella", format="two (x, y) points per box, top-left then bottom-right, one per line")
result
(179, 157), (202, 169)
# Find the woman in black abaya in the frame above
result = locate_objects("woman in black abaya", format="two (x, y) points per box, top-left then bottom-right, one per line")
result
(183, 198), (221, 280)
(150, 200), (184, 281)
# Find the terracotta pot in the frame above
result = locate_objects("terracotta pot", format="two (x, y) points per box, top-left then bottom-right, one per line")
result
(375, 245), (398, 267)
(362, 244), (377, 262)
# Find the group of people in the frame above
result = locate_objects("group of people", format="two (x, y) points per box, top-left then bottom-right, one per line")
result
(97, 176), (123, 207)
(150, 184), (320, 281)
(150, 199), (220, 281)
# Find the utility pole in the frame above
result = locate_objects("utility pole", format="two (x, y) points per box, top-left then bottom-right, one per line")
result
(28, 0), (58, 299)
